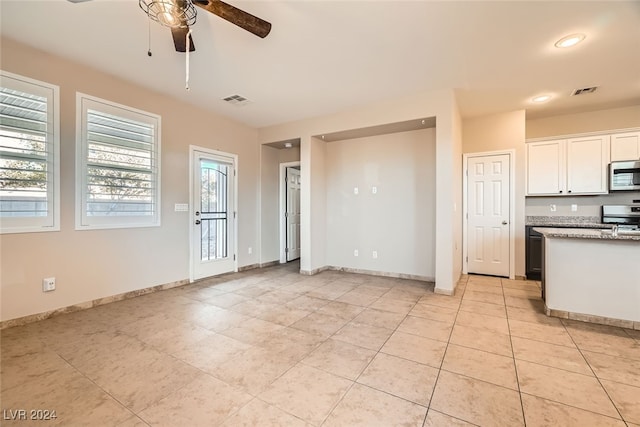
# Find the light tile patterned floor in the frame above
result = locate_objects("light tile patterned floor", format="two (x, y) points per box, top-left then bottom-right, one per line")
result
(2, 262), (640, 426)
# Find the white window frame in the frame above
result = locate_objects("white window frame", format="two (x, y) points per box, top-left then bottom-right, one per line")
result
(0, 71), (60, 234)
(75, 93), (161, 230)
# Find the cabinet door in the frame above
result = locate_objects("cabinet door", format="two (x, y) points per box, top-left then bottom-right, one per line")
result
(526, 140), (565, 195)
(566, 135), (610, 194)
(611, 132), (640, 161)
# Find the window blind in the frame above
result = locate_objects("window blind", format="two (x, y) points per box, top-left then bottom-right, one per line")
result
(0, 79), (56, 227)
(85, 109), (157, 217)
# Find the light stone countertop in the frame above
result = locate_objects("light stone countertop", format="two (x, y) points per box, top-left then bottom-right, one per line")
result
(526, 215), (607, 228)
(534, 227), (640, 241)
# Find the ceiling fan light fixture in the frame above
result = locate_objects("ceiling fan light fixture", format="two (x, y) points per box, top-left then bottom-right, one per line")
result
(139, 0), (197, 28)
(554, 33), (585, 48)
(160, 11), (177, 26)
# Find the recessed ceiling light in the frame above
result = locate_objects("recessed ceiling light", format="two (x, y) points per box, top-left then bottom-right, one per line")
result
(284, 142), (293, 148)
(555, 33), (585, 48)
(532, 95), (552, 103)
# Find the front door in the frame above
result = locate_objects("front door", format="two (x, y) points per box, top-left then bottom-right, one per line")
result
(467, 154), (510, 277)
(191, 148), (236, 280)
(286, 167), (301, 261)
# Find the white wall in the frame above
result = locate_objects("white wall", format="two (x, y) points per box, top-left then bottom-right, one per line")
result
(1, 38), (261, 322)
(325, 129), (436, 278)
(433, 97), (463, 292)
(451, 101), (464, 284)
(259, 89), (462, 293)
(299, 136), (328, 273)
(526, 105), (640, 139)
(260, 146), (279, 264)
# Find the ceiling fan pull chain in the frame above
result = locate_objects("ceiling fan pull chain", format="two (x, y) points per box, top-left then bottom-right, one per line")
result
(185, 29), (192, 91)
(147, 18), (153, 57)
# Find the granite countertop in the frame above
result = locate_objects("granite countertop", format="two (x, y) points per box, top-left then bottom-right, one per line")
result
(533, 227), (640, 241)
(526, 215), (609, 228)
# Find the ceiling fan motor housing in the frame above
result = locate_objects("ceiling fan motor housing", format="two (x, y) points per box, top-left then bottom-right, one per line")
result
(139, 0), (197, 28)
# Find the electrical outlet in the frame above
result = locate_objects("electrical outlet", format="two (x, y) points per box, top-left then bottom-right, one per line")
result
(571, 204), (578, 212)
(550, 204), (557, 212)
(354, 249), (359, 257)
(42, 277), (56, 292)
(372, 186), (377, 194)
(372, 251), (378, 259)
(353, 187), (359, 195)
(248, 247), (252, 255)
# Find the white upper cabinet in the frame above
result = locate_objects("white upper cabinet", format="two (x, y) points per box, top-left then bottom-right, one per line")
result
(526, 140), (565, 195)
(566, 135), (610, 195)
(526, 135), (610, 196)
(610, 131), (640, 161)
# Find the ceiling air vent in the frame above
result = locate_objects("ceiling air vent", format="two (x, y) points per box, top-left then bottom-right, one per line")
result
(222, 94), (251, 106)
(571, 86), (598, 96)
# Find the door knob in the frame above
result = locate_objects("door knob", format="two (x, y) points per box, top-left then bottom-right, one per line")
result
(195, 220), (201, 225)
(502, 221), (508, 225)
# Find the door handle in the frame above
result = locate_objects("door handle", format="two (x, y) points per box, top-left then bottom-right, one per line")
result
(195, 220), (201, 225)
(502, 221), (508, 225)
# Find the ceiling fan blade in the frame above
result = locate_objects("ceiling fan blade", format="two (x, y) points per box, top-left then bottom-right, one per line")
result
(171, 26), (196, 52)
(193, 0), (271, 38)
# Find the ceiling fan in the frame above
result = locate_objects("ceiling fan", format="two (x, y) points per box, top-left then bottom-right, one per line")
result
(67, 0), (272, 53)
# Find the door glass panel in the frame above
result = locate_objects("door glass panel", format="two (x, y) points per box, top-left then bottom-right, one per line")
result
(200, 159), (228, 261)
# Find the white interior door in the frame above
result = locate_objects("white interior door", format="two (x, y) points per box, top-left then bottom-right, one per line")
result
(286, 167), (301, 261)
(467, 154), (510, 277)
(191, 149), (236, 280)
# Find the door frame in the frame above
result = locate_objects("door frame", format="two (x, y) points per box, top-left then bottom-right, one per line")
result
(189, 145), (238, 282)
(279, 161), (301, 263)
(462, 149), (515, 279)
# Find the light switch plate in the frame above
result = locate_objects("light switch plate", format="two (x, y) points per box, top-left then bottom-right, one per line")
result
(174, 203), (188, 212)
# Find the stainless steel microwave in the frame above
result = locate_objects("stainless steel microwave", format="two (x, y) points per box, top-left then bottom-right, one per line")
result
(610, 160), (640, 191)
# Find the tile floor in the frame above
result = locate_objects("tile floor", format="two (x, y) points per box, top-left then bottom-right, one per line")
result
(2, 262), (639, 426)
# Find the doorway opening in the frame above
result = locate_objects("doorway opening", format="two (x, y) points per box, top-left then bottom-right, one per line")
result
(280, 161), (301, 263)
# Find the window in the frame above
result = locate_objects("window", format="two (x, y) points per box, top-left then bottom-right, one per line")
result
(0, 71), (60, 234)
(76, 93), (161, 229)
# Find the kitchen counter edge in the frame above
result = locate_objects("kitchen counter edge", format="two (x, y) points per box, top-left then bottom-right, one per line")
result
(533, 227), (640, 241)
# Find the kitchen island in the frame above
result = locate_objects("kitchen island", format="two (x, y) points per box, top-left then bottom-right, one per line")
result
(524, 215), (609, 280)
(535, 227), (640, 329)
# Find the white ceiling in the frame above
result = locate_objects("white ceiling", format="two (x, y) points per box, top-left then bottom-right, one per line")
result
(1, 0), (639, 128)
